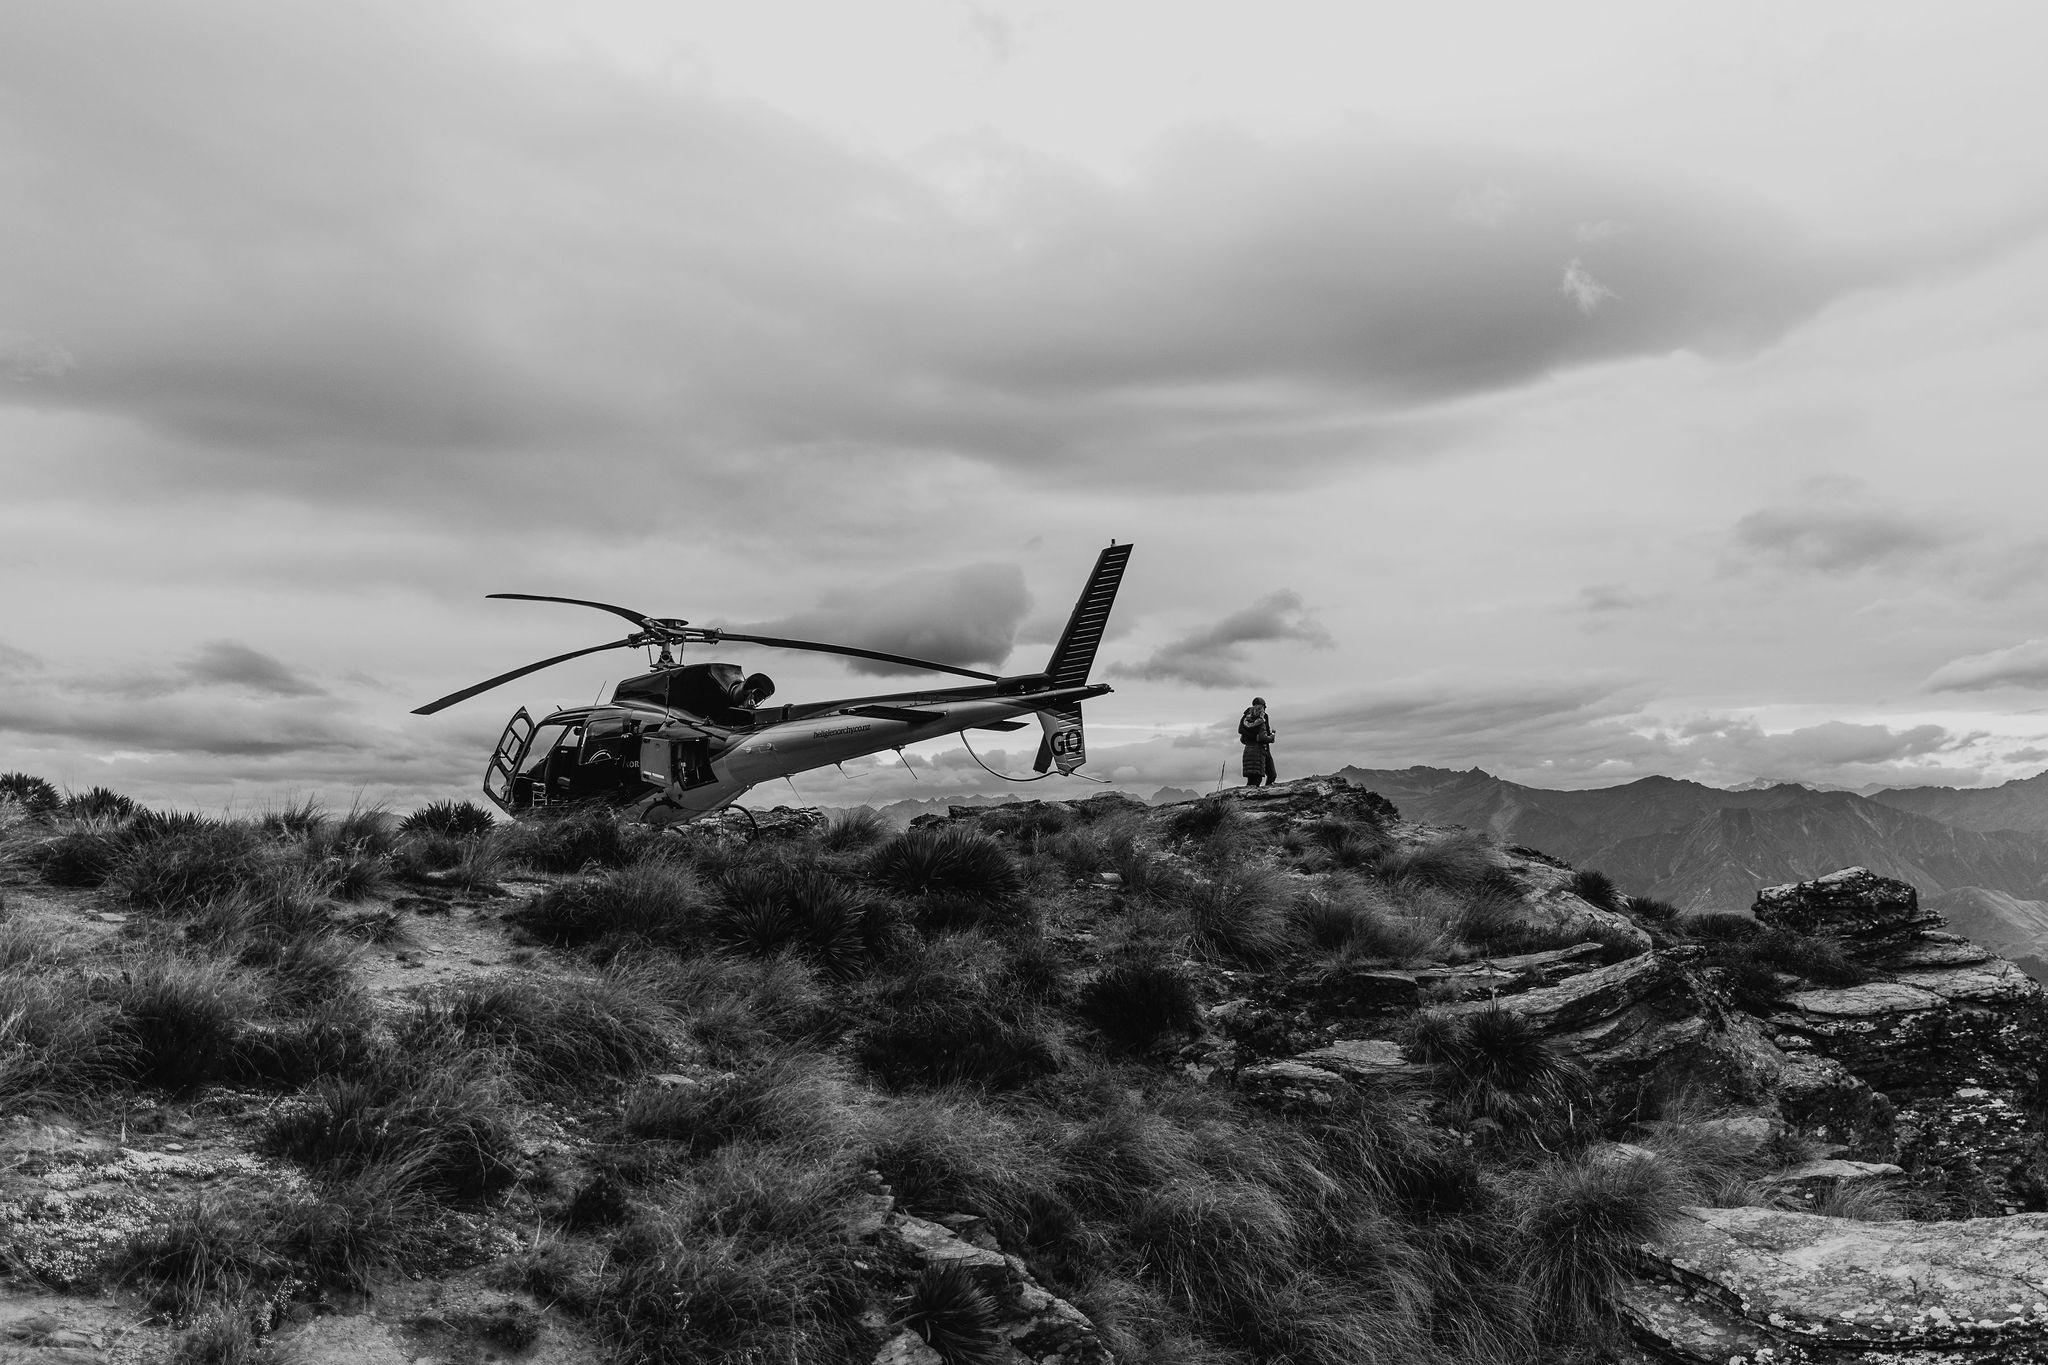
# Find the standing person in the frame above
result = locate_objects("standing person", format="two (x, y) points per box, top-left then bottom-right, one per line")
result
(1238, 696), (1277, 787)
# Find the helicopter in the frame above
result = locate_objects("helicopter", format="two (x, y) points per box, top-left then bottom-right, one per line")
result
(412, 543), (1133, 824)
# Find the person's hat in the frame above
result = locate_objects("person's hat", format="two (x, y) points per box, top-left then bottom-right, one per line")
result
(1251, 697), (1266, 706)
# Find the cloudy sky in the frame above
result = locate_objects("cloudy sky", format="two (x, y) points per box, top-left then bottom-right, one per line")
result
(5, 0), (2048, 813)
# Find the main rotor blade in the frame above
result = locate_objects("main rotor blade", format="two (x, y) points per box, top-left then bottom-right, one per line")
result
(717, 632), (1000, 681)
(487, 593), (661, 630)
(411, 636), (642, 715)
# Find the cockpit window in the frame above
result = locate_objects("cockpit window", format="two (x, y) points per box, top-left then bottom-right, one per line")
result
(516, 723), (570, 777)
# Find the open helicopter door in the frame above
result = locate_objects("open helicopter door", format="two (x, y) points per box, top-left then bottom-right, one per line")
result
(483, 708), (535, 811)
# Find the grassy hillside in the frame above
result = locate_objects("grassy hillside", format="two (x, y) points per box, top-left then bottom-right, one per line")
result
(0, 779), (1979, 1364)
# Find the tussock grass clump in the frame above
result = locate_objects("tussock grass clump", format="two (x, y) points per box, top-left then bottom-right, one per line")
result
(391, 831), (465, 875)
(864, 1094), (1052, 1240)
(898, 1263), (1008, 1365)
(240, 931), (360, 1011)
(119, 1165), (424, 1333)
(1099, 821), (1191, 901)
(266, 1055), (520, 1200)
(868, 826), (1025, 917)
(500, 805), (630, 873)
(1077, 955), (1202, 1051)
(1373, 831), (1512, 896)
(1292, 815), (1393, 874)
(711, 864), (897, 976)
(1628, 895), (1681, 923)
(1127, 1176), (1300, 1310)
(261, 796), (326, 839)
(1703, 926), (1868, 1010)
(0, 772), (61, 814)
(64, 786), (138, 820)
(1040, 829), (1106, 878)
(109, 954), (267, 1089)
(410, 972), (676, 1089)
(1675, 910), (1758, 942)
(1408, 1005), (1593, 1143)
(29, 824), (131, 888)
(603, 1145), (877, 1364)
(399, 799), (497, 838)
(1164, 798), (1237, 845)
(113, 820), (268, 911)
(234, 993), (383, 1089)
(1519, 1148), (1685, 1336)
(158, 1309), (276, 1365)
(820, 806), (891, 851)
(854, 934), (1065, 1091)
(509, 861), (709, 951)
(1565, 868), (1622, 912)
(1813, 1177), (1906, 1221)
(116, 1195), (289, 1321)
(0, 958), (123, 1102)
(328, 801), (395, 855)
(659, 954), (839, 1062)
(1169, 863), (1295, 964)
(391, 826), (506, 892)
(1751, 928), (1866, 985)
(1292, 883), (1448, 964)
(621, 1051), (845, 1154)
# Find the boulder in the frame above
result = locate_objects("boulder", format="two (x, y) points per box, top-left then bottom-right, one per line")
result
(1624, 1205), (2048, 1362)
(1751, 869), (2048, 1209)
(886, 1214), (1111, 1365)
(1436, 949), (1723, 1087)
(1755, 866), (1941, 956)
(1293, 1038), (1426, 1086)
(1237, 1059), (1353, 1110)
(693, 804), (828, 841)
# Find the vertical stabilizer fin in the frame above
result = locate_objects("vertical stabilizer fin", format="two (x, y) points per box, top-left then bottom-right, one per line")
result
(1034, 706), (1086, 775)
(1044, 543), (1133, 689)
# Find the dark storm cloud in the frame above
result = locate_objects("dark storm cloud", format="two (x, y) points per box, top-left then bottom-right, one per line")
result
(0, 1), (1872, 524)
(183, 641), (328, 697)
(735, 563), (1030, 676)
(1111, 591), (1333, 688)
(1733, 504), (1951, 573)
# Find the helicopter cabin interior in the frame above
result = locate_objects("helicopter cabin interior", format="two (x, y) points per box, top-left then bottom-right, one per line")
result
(481, 663), (777, 811)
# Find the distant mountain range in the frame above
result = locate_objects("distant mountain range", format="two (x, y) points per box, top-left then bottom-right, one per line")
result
(1336, 765), (2048, 920)
(1868, 770), (2048, 834)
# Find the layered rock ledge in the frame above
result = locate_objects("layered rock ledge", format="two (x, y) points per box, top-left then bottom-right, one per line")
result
(1624, 1206), (2048, 1363)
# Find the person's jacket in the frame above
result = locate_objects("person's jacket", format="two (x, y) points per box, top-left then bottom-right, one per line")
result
(1238, 708), (1275, 745)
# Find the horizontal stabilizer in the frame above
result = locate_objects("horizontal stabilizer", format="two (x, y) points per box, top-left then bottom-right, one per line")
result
(975, 720), (1028, 732)
(843, 704), (945, 723)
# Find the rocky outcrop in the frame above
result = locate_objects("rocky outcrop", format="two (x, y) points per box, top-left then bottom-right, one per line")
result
(1752, 868), (2048, 1212)
(688, 805), (829, 841)
(1623, 1205), (2048, 1363)
(876, 1212), (1111, 1365)
(1435, 949), (1727, 1090)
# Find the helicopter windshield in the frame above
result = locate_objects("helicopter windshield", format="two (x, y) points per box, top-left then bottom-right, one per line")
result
(516, 722), (576, 778)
